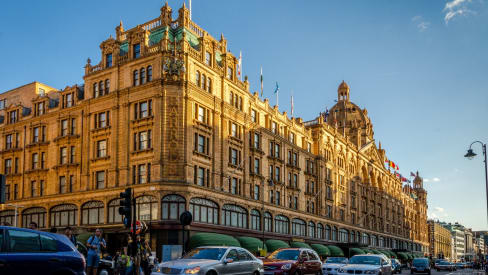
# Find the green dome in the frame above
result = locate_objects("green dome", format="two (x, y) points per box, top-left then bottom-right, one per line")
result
(237, 236), (266, 255)
(188, 232), (240, 249)
(265, 239), (290, 253)
(327, 245), (344, 257)
(310, 244), (331, 257)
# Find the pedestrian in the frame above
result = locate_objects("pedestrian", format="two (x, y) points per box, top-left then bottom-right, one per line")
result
(64, 226), (77, 247)
(28, 222), (38, 230)
(117, 248), (129, 275)
(142, 238), (152, 275)
(86, 228), (107, 275)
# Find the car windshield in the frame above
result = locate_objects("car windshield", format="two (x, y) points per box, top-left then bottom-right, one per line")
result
(349, 256), (381, 265)
(440, 261), (450, 265)
(267, 250), (300, 260)
(183, 248), (227, 260)
(326, 257), (347, 264)
(413, 259), (428, 266)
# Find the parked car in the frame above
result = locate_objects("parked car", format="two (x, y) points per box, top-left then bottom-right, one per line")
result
(391, 259), (402, 274)
(337, 254), (393, 275)
(263, 248), (322, 275)
(411, 258), (431, 274)
(322, 257), (348, 275)
(151, 246), (263, 275)
(435, 261), (456, 272)
(455, 262), (465, 269)
(0, 226), (86, 275)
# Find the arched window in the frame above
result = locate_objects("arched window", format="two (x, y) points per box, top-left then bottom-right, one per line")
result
(356, 231), (361, 244)
(332, 226), (338, 241)
(222, 204), (247, 228)
(362, 233), (370, 245)
(250, 209), (260, 230)
(140, 67), (146, 85)
(108, 198), (122, 224)
(81, 201), (104, 225)
(325, 225), (331, 240)
(105, 79), (110, 93)
(339, 228), (349, 243)
(207, 78), (212, 93)
(379, 236), (384, 247)
(292, 218), (306, 236)
(135, 195), (158, 221)
(133, 70), (139, 86)
(99, 81), (104, 95)
(350, 230), (355, 243)
(147, 66), (153, 82)
(189, 198), (218, 224)
(162, 194), (186, 220)
(22, 207), (47, 228)
(274, 215), (289, 234)
(202, 74), (206, 90)
(50, 204), (77, 227)
(308, 221), (316, 238)
(0, 210), (15, 226)
(195, 71), (200, 87)
(317, 223), (324, 239)
(264, 212), (272, 232)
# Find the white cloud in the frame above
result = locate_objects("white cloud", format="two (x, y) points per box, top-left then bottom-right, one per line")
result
(432, 177), (441, 182)
(424, 177), (441, 183)
(411, 15), (430, 32)
(435, 206), (445, 212)
(443, 0), (476, 24)
(429, 206), (449, 220)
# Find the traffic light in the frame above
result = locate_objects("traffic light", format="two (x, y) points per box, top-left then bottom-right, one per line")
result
(119, 188), (132, 228)
(0, 174), (6, 204)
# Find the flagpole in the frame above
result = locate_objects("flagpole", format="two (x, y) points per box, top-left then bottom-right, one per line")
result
(291, 90), (294, 118)
(260, 67), (263, 98)
(189, 0), (192, 20)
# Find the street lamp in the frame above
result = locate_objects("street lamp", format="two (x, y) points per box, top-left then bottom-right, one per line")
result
(464, 141), (488, 225)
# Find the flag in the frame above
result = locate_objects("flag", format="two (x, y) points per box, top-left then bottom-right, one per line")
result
(291, 92), (294, 117)
(260, 67), (263, 97)
(410, 172), (416, 177)
(274, 82), (279, 94)
(238, 51), (242, 80)
(324, 108), (329, 121)
(274, 82), (279, 107)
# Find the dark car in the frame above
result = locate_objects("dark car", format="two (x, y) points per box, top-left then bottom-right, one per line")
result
(435, 261), (456, 271)
(0, 226), (85, 275)
(411, 258), (431, 274)
(392, 259), (402, 274)
(263, 248), (322, 275)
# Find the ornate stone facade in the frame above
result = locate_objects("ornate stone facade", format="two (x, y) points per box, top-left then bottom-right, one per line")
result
(0, 3), (428, 256)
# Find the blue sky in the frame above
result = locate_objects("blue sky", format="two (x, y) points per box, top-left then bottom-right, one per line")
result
(1, 0), (487, 229)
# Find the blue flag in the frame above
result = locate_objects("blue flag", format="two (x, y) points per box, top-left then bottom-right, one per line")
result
(274, 82), (279, 94)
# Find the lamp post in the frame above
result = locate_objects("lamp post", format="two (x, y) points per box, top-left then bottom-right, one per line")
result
(261, 178), (273, 256)
(464, 141), (488, 225)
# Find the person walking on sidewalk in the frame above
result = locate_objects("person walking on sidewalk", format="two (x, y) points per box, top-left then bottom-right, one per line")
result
(86, 228), (106, 275)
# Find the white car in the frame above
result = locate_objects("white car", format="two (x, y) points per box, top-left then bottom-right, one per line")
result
(337, 254), (393, 275)
(322, 257), (348, 275)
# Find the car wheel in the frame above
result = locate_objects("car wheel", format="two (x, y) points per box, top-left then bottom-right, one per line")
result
(206, 270), (218, 275)
(316, 270), (323, 275)
(292, 271), (301, 275)
(253, 271), (260, 275)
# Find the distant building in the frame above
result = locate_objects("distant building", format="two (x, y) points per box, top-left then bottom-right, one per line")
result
(428, 220), (452, 260)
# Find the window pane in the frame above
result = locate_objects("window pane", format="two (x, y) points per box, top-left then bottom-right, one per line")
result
(8, 230), (41, 252)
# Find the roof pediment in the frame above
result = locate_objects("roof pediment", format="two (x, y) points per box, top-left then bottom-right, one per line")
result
(359, 140), (383, 165)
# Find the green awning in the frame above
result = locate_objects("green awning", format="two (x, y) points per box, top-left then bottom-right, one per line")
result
(370, 249), (382, 255)
(265, 239), (290, 253)
(188, 232), (240, 249)
(378, 250), (390, 257)
(290, 242), (312, 249)
(389, 251), (398, 258)
(237, 236), (266, 255)
(310, 244), (330, 257)
(362, 248), (373, 254)
(407, 253), (414, 259)
(327, 245), (344, 257)
(349, 248), (365, 256)
(397, 252), (408, 260)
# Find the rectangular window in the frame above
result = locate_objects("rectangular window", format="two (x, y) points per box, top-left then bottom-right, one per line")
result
(135, 100), (152, 119)
(106, 53), (112, 68)
(96, 171), (105, 189)
(197, 134), (205, 153)
(276, 191), (281, 205)
(32, 153), (39, 170)
(205, 51), (212, 66)
(254, 158), (260, 175)
(13, 184), (18, 199)
(274, 143), (280, 158)
(4, 159), (12, 175)
(269, 190), (274, 203)
(275, 166), (280, 182)
(139, 131), (149, 150)
(96, 112), (108, 128)
(271, 121), (277, 134)
(289, 132), (295, 144)
(70, 146), (75, 163)
(96, 140), (107, 158)
(65, 93), (74, 108)
(197, 167), (205, 186)
(253, 133), (260, 149)
(59, 176), (66, 194)
(293, 173), (298, 188)
(253, 185), (260, 200)
(0, 99), (5, 110)
(70, 118), (76, 135)
(294, 197), (298, 210)
(251, 109), (257, 123)
(327, 205), (332, 218)
(69, 175), (74, 192)
(33, 127), (39, 143)
(61, 119), (68, 136)
(227, 66), (233, 80)
(14, 158), (18, 174)
(31, 180), (36, 197)
(8, 110), (18, 124)
(230, 178), (237, 194)
(230, 148), (238, 165)
(39, 180), (45, 196)
(41, 152), (46, 169)
(133, 43), (140, 58)
(60, 147), (67, 164)
(137, 164), (147, 184)
(231, 123), (237, 137)
(269, 165), (273, 180)
(5, 134), (13, 149)
(197, 106), (206, 123)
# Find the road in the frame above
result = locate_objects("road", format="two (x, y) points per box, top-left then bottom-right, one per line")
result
(398, 268), (485, 274)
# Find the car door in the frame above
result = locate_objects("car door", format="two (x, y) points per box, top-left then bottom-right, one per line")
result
(380, 258), (392, 275)
(237, 249), (255, 275)
(307, 250), (322, 274)
(3, 228), (49, 275)
(0, 228), (9, 273)
(220, 249), (240, 275)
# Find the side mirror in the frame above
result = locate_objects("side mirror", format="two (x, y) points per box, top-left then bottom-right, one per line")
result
(224, 258), (234, 264)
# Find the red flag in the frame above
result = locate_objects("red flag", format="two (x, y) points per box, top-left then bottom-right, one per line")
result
(410, 172), (416, 177)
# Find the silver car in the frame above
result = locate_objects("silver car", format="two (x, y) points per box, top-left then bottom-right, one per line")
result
(322, 257), (348, 275)
(152, 246), (264, 275)
(337, 254), (392, 275)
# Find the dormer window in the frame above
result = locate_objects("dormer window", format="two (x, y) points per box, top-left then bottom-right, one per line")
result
(106, 53), (112, 68)
(133, 43), (141, 59)
(0, 99), (6, 110)
(227, 66), (233, 80)
(7, 110), (18, 124)
(63, 92), (74, 108)
(34, 101), (45, 116)
(38, 88), (45, 96)
(93, 79), (110, 98)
